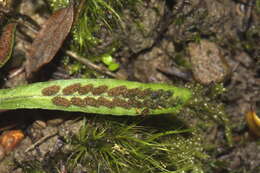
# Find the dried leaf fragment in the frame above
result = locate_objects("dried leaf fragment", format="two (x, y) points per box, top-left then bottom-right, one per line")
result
(0, 130), (24, 153)
(0, 23), (16, 68)
(25, 2), (74, 77)
(245, 109), (260, 137)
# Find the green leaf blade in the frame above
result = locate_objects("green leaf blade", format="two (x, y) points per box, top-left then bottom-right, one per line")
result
(0, 79), (192, 116)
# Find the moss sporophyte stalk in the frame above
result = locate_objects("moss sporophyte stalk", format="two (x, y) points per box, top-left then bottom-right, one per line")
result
(0, 79), (192, 115)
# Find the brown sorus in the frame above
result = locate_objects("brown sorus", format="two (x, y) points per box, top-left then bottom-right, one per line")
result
(84, 97), (99, 107)
(137, 88), (152, 99)
(78, 84), (93, 95)
(125, 88), (142, 98)
(62, 83), (81, 95)
(107, 86), (127, 97)
(156, 99), (168, 108)
(41, 85), (60, 96)
(97, 97), (114, 108)
(128, 98), (143, 108)
(142, 88), (152, 95)
(92, 85), (108, 95)
(143, 99), (158, 109)
(71, 97), (86, 107)
(150, 90), (162, 99)
(113, 98), (130, 109)
(52, 96), (71, 107)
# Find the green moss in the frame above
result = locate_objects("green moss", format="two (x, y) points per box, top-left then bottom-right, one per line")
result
(48, 0), (70, 9)
(256, 0), (260, 13)
(48, 0), (139, 53)
(17, 116), (207, 173)
(47, 0), (140, 76)
(15, 159), (46, 173)
(185, 83), (232, 146)
(66, 118), (206, 172)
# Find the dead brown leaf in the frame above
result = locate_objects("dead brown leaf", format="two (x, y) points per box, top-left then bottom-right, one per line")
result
(0, 23), (16, 68)
(25, 2), (74, 78)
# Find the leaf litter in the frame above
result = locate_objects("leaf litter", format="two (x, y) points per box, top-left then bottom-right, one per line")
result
(0, 23), (17, 68)
(25, 2), (74, 78)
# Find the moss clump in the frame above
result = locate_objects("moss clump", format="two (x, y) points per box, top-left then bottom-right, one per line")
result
(184, 83), (232, 146)
(47, 0), (140, 76)
(48, 0), (139, 54)
(64, 119), (206, 172)
(17, 117), (207, 173)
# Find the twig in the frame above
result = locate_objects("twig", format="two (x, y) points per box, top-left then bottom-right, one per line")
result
(25, 132), (58, 153)
(66, 50), (122, 79)
(157, 65), (192, 82)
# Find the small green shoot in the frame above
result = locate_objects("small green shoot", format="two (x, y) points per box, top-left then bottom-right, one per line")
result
(101, 54), (120, 71)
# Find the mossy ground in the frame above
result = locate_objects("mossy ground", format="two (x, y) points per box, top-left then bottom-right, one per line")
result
(17, 116), (207, 173)
(1, 0), (259, 172)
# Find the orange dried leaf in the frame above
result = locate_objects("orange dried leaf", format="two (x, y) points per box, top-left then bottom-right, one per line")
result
(245, 110), (260, 137)
(25, 2), (74, 78)
(0, 23), (16, 68)
(0, 130), (24, 153)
